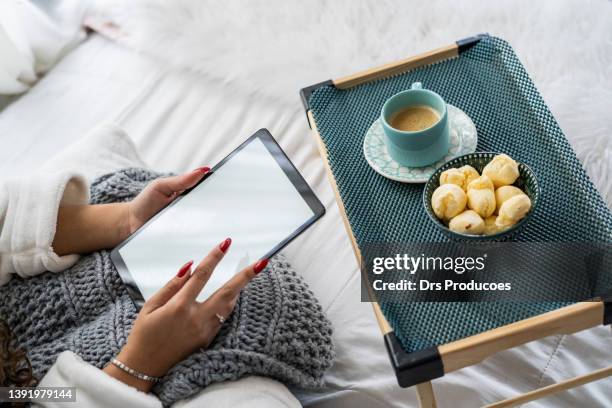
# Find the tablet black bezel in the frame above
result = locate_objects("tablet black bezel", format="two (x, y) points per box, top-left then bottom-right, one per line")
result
(110, 128), (325, 308)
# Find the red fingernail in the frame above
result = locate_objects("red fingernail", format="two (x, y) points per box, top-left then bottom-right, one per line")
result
(195, 166), (210, 174)
(253, 259), (268, 274)
(177, 260), (193, 277)
(219, 237), (232, 253)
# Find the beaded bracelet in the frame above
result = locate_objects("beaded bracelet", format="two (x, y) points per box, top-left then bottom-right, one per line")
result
(110, 358), (161, 383)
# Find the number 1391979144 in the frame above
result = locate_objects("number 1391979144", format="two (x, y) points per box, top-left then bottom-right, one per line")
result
(1, 387), (76, 402)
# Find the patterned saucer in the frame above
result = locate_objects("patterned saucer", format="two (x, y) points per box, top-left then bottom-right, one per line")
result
(363, 104), (478, 183)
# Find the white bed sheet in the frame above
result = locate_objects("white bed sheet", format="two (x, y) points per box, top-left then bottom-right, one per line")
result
(0, 35), (610, 407)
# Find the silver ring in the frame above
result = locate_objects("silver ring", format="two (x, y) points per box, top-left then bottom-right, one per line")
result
(215, 313), (226, 324)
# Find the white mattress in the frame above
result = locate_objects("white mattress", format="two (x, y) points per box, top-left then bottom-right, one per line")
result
(1, 35), (610, 407)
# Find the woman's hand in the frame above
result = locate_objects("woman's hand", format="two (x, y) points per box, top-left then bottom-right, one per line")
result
(126, 167), (210, 234)
(103, 238), (269, 393)
(53, 167), (209, 256)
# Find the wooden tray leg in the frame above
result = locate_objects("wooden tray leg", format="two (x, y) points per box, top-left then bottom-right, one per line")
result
(416, 381), (437, 408)
(483, 365), (612, 408)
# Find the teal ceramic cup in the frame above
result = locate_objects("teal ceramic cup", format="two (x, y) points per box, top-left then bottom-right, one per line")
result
(380, 82), (450, 167)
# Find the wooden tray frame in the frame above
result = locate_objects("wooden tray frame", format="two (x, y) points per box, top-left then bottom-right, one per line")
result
(301, 34), (612, 407)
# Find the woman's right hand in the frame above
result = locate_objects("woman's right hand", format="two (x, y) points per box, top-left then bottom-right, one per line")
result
(103, 238), (269, 392)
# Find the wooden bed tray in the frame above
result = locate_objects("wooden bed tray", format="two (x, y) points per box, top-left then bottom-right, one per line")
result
(300, 34), (612, 407)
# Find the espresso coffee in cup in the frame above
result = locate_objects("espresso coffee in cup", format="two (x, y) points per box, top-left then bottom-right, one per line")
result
(390, 105), (440, 132)
(380, 82), (450, 167)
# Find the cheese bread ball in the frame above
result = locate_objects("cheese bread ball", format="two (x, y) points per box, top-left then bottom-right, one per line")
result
(484, 215), (506, 236)
(494, 185), (524, 213)
(482, 154), (519, 188)
(431, 184), (467, 220)
(467, 175), (494, 191)
(449, 210), (485, 235)
(440, 165), (480, 191)
(439, 168), (465, 188)
(466, 175), (496, 218)
(459, 165), (480, 190)
(496, 194), (532, 228)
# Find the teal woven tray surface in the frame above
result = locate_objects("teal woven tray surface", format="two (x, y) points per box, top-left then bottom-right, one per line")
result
(309, 36), (612, 353)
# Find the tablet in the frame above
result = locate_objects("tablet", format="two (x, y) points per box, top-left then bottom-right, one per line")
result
(111, 129), (325, 307)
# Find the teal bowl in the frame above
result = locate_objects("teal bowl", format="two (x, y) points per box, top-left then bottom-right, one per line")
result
(423, 152), (540, 241)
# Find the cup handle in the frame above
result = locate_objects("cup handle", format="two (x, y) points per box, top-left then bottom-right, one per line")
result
(411, 82), (423, 90)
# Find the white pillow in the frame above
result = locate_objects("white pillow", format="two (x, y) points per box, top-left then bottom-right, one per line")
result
(0, 0), (87, 95)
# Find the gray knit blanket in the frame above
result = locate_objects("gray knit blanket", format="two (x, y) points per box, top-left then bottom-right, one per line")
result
(0, 168), (334, 406)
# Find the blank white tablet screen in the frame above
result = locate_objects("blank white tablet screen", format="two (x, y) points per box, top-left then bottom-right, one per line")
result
(119, 137), (315, 301)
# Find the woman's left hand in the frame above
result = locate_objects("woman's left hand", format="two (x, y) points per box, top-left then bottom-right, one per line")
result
(53, 167), (209, 256)
(126, 167), (210, 234)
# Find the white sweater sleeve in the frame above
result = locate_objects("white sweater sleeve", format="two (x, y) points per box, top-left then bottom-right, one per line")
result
(36, 352), (299, 408)
(0, 170), (90, 286)
(35, 351), (161, 408)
